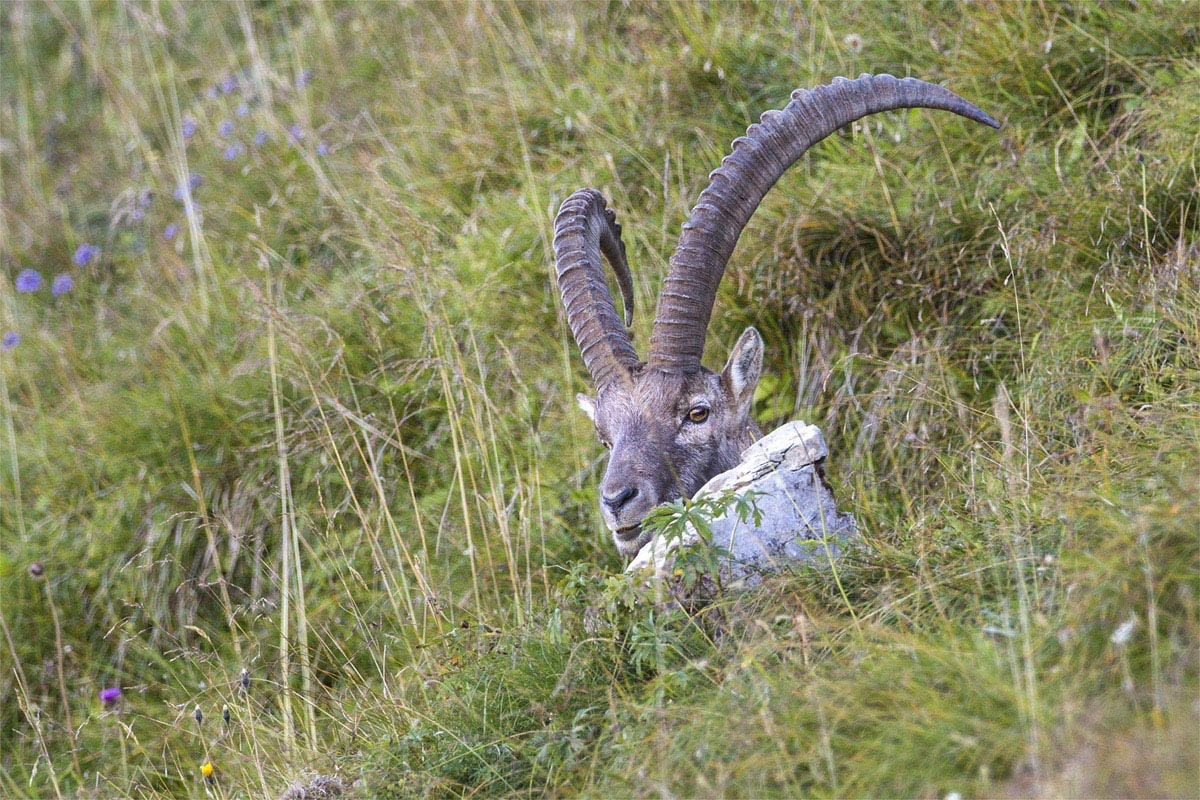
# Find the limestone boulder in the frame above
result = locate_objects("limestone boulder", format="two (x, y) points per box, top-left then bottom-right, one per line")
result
(625, 421), (859, 587)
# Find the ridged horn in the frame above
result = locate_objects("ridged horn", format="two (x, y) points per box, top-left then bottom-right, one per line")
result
(646, 73), (999, 372)
(553, 188), (639, 389)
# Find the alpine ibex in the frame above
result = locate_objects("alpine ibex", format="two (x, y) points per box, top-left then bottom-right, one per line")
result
(554, 74), (998, 556)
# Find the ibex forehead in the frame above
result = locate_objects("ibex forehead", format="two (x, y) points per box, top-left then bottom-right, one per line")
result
(590, 369), (721, 442)
(599, 367), (718, 409)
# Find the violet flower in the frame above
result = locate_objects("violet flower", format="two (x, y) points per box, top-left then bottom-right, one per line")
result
(73, 244), (98, 266)
(174, 172), (203, 202)
(51, 273), (74, 297)
(15, 269), (41, 292)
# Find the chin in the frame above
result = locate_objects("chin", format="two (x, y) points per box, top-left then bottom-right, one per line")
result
(612, 525), (653, 557)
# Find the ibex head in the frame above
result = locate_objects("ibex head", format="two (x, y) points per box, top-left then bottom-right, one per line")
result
(554, 74), (997, 556)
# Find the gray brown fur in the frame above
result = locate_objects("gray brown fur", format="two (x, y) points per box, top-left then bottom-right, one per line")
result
(577, 327), (764, 555)
(554, 74), (998, 556)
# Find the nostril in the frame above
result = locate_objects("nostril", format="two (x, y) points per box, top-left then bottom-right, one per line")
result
(602, 485), (638, 512)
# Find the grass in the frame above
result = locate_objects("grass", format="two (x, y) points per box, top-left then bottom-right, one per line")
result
(1, 1), (1197, 798)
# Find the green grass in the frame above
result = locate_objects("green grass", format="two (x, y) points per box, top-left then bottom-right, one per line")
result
(1, 2), (1197, 798)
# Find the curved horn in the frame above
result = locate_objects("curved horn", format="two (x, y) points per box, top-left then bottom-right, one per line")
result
(554, 188), (639, 389)
(647, 73), (1000, 372)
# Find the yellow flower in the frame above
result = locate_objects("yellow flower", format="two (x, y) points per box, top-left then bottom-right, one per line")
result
(200, 762), (214, 777)
(672, 568), (683, 577)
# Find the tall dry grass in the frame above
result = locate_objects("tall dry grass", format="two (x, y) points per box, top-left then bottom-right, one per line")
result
(1, 2), (1197, 798)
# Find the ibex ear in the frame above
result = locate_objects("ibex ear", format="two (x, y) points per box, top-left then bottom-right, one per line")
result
(576, 393), (598, 424)
(721, 326), (763, 411)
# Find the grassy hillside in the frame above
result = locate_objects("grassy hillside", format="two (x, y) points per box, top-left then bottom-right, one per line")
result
(1, 2), (1197, 798)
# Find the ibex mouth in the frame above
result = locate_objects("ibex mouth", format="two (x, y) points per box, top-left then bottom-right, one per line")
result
(612, 523), (652, 558)
(613, 525), (642, 541)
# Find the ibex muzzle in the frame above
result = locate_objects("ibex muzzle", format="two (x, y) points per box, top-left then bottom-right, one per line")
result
(554, 74), (998, 556)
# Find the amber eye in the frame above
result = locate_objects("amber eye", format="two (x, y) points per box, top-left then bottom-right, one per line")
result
(687, 406), (710, 424)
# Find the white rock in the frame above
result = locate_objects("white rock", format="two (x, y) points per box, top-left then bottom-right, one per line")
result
(626, 421), (858, 586)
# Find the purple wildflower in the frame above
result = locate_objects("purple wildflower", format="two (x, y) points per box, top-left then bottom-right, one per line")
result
(131, 207), (145, 221)
(174, 172), (203, 202)
(253, 130), (269, 146)
(99, 687), (122, 707)
(222, 142), (244, 161)
(235, 103), (249, 117)
(217, 119), (235, 137)
(73, 243), (99, 266)
(205, 86), (219, 99)
(15, 269), (42, 292)
(219, 75), (236, 94)
(1, 331), (18, 352)
(182, 118), (198, 139)
(316, 140), (329, 156)
(287, 125), (304, 143)
(51, 273), (74, 297)
(296, 69), (314, 90)
(163, 223), (179, 240)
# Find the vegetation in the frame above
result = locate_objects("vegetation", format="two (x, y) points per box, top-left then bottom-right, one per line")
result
(1, 2), (1196, 797)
